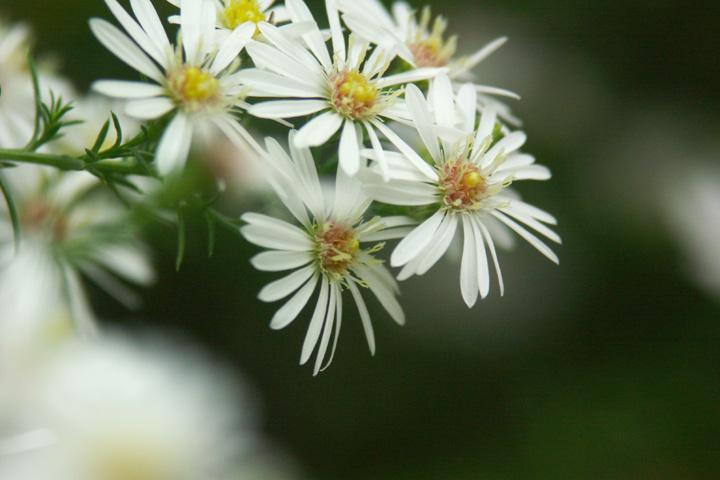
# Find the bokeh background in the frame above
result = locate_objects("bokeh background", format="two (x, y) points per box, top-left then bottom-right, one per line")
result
(3, 0), (719, 478)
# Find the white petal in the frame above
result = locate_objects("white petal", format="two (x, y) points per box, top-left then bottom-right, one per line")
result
(211, 22), (255, 74)
(250, 250), (313, 271)
(294, 111), (343, 147)
(102, 0), (167, 67)
(460, 215), (479, 308)
(498, 205), (561, 244)
(258, 264), (315, 302)
(358, 266), (405, 325)
(511, 165), (552, 181)
(237, 69), (322, 98)
(375, 67), (445, 88)
(241, 212), (314, 249)
(317, 284), (342, 373)
(360, 177), (437, 206)
(469, 216), (490, 299)
(124, 97), (175, 119)
(464, 37), (508, 72)
(348, 281), (375, 355)
(391, 210), (445, 267)
(249, 99), (327, 119)
(155, 114), (192, 175)
(246, 36), (321, 86)
(484, 131), (527, 166)
(338, 119), (361, 176)
(431, 73), (456, 126)
(92, 80), (165, 98)
(478, 221), (504, 296)
(300, 279), (329, 365)
(416, 213), (458, 275)
(89, 18), (163, 83)
(285, 0), (332, 69)
(269, 272), (319, 329)
(491, 211), (559, 264)
(130, 0), (170, 56)
(370, 119), (437, 179)
(405, 84), (440, 162)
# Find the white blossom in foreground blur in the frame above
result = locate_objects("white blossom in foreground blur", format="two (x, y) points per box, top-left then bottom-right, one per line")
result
(241, 132), (411, 374)
(0, 16), (35, 148)
(239, 0), (445, 178)
(0, 330), (272, 480)
(663, 165), (720, 299)
(90, 0), (259, 175)
(361, 75), (559, 307)
(0, 166), (154, 333)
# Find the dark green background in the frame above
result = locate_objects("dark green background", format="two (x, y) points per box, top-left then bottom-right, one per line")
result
(3, 0), (719, 478)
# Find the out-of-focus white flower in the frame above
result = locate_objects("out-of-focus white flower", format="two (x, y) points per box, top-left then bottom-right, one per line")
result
(0, 166), (155, 333)
(360, 75), (559, 306)
(90, 0), (260, 175)
(239, 0), (445, 178)
(663, 165), (720, 299)
(241, 131), (411, 374)
(0, 330), (264, 480)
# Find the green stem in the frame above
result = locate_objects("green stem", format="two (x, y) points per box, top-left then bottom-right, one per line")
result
(0, 149), (149, 176)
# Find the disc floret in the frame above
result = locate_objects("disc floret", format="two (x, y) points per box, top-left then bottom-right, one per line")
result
(221, 0), (266, 29)
(328, 69), (380, 120)
(313, 220), (362, 277)
(167, 65), (221, 110)
(408, 7), (457, 68)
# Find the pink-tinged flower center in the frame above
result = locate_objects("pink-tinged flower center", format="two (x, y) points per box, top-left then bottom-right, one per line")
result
(408, 38), (449, 68)
(329, 70), (378, 120)
(407, 8), (456, 68)
(441, 159), (488, 210)
(314, 221), (360, 275)
(167, 66), (220, 109)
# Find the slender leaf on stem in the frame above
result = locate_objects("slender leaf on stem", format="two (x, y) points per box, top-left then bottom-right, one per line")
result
(90, 119), (111, 154)
(110, 112), (123, 150)
(25, 55), (43, 151)
(175, 208), (186, 271)
(0, 172), (21, 253)
(205, 211), (216, 258)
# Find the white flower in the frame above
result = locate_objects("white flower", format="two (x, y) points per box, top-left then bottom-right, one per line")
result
(360, 75), (560, 307)
(337, 0), (523, 124)
(0, 166), (155, 333)
(0, 330), (260, 480)
(240, 132), (411, 374)
(90, 0), (260, 175)
(238, 0), (445, 179)
(0, 17), (35, 149)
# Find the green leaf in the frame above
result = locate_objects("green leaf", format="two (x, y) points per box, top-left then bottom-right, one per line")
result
(175, 209), (186, 271)
(0, 172), (21, 253)
(110, 112), (123, 150)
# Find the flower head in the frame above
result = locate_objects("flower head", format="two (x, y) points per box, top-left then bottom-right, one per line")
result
(241, 131), (411, 374)
(238, 0), (445, 178)
(360, 75), (560, 306)
(90, 0), (260, 175)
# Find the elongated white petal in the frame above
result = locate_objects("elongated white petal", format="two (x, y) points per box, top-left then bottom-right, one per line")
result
(130, 0), (170, 56)
(155, 114), (192, 175)
(460, 215), (479, 307)
(491, 211), (559, 264)
(464, 36), (508, 71)
(89, 18), (164, 83)
(237, 69), (322, 98)
(416, 213), (458, 275)
(361, 177), (437, 206)
(211, 22), (255, 74)
(124, 97), (175, 119)
(370, 119), (437, 180)
(269, 272), (319, 329)
(375, 67), (446, 88)
(285, 0), (332, 69)
(484, 131), (527, 166)
(241, 212), (313, 249)
(457, 83), (478, 132)
(318, 284), (342, 373)
(348, 281), (375, 355)
(391, 210), (445, 266)
(257, 22), (324, 75)
(338, 119), (361, 176)
(498, 205), (561, 244)
(478, 221), (504, 296)
(258, 264), (315, 302)
(89, 244), (155, 285)
(250, 99), (327, 119)
(313, 284), (337, 375)
(294, 111), (343, 147)
(431, 73), (456, 127)
(469, 216), (490, 299)
(250, 250), (313, 271)
(405, 84), (441, 162)
(246, 40), (322, 88)
(300, 279), (329, 364)
(359, 266), (405, 325)
(474, 84), (520, 99)
(102, 0), (166, 67)
(92, 80), (165, 99)
(511, 165), (552, 181)
(506, 198), (557, 225)
(61, 262), (98, 336)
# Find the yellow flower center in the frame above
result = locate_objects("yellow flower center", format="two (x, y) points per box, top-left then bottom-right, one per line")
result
(221, 0), (266, 29)
(408, 7), (456, 68)
(315, 221), (361, 276)
(168, 66), (220, 109)
(329, 70), (379, 120)
(441, 159), (488, 210)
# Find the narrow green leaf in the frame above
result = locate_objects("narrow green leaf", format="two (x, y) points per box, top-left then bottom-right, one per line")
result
(110, 112), (123, 149)
(205, 211), (216, 258)
(175, 209), (186, 271)
(0, 172), (21, 253)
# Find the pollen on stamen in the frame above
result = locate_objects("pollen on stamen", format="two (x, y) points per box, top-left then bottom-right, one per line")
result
(314, 221), (361, 276)
(440, 159), (488, 211)
(221, 0), (266, 29)
(167, 66), (220, 110)
(408, 8), (457, 68)
(329, 70), (379, 120)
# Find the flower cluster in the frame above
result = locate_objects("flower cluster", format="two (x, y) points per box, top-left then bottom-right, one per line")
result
(0, 0), (560, 375)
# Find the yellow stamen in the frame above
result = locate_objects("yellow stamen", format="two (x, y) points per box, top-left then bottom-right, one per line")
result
(330, 70), (379, 119)
(168, 66), (220, 109)
(221, 0), (266, 29)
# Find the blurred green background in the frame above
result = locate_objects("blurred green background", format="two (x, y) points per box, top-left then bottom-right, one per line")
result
(3, 0), (719, 478)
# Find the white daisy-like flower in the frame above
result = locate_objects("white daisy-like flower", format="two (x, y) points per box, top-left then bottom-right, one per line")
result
(238, 0), (445, 179)
(0, 330), (260, 480)
(167, 0), (289, 40)
(0, 166), (155, 333)
(240, 131), (411, 374)
(337, 0), (523, 124)
(360, 75), (560, 307)
(90, 0), (259, 175)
